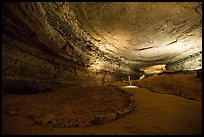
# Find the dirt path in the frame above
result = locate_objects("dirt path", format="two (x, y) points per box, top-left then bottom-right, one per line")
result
(2, 86), (202, 135)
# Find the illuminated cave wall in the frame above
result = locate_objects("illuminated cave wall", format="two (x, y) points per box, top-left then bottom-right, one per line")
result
(2, 2), (202, 91)
(2, 3), (134, 90)
(166, 51), (202, 71)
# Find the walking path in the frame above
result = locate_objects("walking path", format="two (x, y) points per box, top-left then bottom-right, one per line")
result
(3, 86), (202, 135)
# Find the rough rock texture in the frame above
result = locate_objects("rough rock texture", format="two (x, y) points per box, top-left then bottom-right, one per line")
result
(2, 2), (202, 90)
(72, 2), (202, 68)
(165, 51), (202, 71)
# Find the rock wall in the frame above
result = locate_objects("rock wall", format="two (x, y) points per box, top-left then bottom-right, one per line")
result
(2, 2), (136, 91)
(165, 51), (202, 72)
(2, 2), (201, 91)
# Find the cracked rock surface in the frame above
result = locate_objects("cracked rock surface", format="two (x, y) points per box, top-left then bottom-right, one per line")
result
(2, 2), (202, 90)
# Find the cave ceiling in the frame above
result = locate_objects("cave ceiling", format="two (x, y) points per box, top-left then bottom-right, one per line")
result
(2, 2), (202, 72)
(71, 2), (202, 70)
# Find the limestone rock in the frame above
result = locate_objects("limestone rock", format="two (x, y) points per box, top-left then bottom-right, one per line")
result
(7, 110), (16, 116)
(2, 2), (202, 91)
(40, 114), (55, 125)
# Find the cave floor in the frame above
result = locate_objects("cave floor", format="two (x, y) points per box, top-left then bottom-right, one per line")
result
(2, 73), (202, 135)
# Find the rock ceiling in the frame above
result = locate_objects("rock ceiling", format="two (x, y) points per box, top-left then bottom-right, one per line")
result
(2, 2), (202, 89)
(71, 2), (202, 70)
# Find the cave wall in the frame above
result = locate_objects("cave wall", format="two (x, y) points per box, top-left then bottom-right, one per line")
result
(2, 2), (201, 91)
(165, 51), (202, 72)
(2, 2), (135, 90)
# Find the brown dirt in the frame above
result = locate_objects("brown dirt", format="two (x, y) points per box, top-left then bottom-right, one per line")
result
(132, 73), (202, 101)
(2, 73), (202, 135)
(2, 86), (134, 128)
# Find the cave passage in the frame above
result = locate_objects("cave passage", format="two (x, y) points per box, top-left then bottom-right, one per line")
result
(2, 2), (202, 135)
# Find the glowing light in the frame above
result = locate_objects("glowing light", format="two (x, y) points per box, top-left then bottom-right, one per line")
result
(142, 64), (166, 74)
(139, 74), (145, 80)
(118, 86), (138, 89)
(128, 75), (131, 81)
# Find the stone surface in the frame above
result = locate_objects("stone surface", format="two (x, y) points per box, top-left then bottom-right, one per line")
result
(7, 110), (16, 116)
(40, 114), (55, 125)
(165, 51), (202, 71)
(2, 86), (135, 127)
(2, 2), (202, 91)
